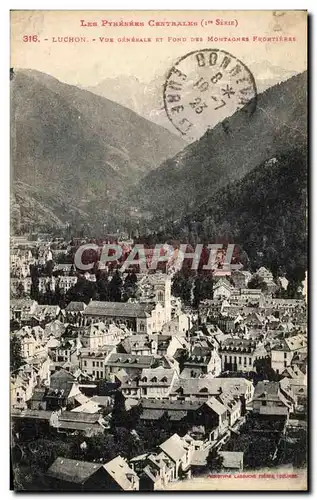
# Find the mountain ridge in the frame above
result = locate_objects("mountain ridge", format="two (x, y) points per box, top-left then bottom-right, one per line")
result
(133, 70), (307, 219)
(10, 68), (186, 230)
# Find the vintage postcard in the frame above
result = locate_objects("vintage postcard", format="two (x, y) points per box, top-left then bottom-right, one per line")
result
(10, 10), (308, 491)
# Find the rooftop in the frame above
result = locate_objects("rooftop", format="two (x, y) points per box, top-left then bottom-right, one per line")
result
(65, 301), (87, 312)
(106, 353), (155, 367)
(46, 457), (103, 484)
(103, 456), (138, 490)
(84, 301), (155, 318)
(219, 451), (244, 469)
(159, 434), (188, 462)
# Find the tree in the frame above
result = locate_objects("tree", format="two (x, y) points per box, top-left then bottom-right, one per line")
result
(96, 273), (109, 301)
(111, 391), (127, 428)
(10, 335), (24, 372)
(16, 282), (25, 298)
(45, 260), (54, 277)
(30, 263), (44, 301)
(172, 271), (192, 304)
(254, 356), (279, 382)
(206, 448), (224, 472)
(286, 280), (303, 299)
(66, 276), (97, 305)
(109, 270), (123, 302)
(248, 275), (268, 292)
(81, 434), (118, 463)
(122, 272), (138, 302)
(192, 274), (214, 308)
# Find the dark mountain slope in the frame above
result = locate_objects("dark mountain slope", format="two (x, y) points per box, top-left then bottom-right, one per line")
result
(134, 71), (307, 219)
(173, 148), (307, 283)
(10, 69), (185, 228)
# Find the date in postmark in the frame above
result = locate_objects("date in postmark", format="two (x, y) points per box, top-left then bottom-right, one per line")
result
(163, 49), (257, 141)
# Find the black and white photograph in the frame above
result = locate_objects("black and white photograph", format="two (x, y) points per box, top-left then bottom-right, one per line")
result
(9, 10), (308, 491)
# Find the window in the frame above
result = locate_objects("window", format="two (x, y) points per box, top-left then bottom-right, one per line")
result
(249, 358), (252, 366)
(284, 352), (287, 359)
(244, 357), (247, 366)
(262, 401), (267, 406)
(92, 371), (95, 376)
(100, 361), (103, 368)
(284, 361), (287, 367)
(84, 360), (87, 366)
(92, 361), (95, 367)
(239, 357), (242, 364)
(96, 361), (99, 367)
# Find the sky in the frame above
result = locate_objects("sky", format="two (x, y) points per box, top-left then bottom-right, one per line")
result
(10, 10), (307, 87)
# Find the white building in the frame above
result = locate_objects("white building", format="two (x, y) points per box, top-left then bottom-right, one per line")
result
(139, 367), (179, 398)
(271, 334), (307, 374)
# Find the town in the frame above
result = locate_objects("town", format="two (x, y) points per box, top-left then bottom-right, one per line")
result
(10, 232), (307, 491)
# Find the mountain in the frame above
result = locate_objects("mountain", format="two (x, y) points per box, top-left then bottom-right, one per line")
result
(85, 62), (298, 139)
(84, 74), (181, 138)
(192, 148), (307, 283)
(10, 69), (185, 230)
(249, 61), (298, 94)
(133, 71), (307, 219)
(142, 148), (307, 286)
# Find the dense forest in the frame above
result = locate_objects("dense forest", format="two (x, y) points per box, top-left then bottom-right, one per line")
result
(148, 148), (307, 289)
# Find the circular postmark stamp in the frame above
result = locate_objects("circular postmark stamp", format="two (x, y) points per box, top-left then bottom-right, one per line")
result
(163, 49), (257, 141)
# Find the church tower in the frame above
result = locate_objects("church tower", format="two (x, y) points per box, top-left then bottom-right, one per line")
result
(151, 275), (172, 324)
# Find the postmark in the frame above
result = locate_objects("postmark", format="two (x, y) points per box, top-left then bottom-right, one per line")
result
(163, 49), (257, 141)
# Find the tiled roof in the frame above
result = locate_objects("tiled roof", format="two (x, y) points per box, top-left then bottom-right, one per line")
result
(140, 367), (175, 385)
(140, 398), (203, 411)
(59, 411), (101, 423)
(167, 410), (187, 421)
(219, 451), (244, 469)
(254, 381), (280, 399)
(259, 406), (289, 416)
(91, 395), (112, 406)
(106, 353), (154, 368)
(159, 434), (187, 462)
(220, 338), (257, 353)
(30, 388), (46, 401)
(46, 457), (103, 484)
(103, 456), (138, 491)
(171, 377), (252, 398)
(10, 299), (36, 310)
(11, 409), (52, 420)
(54, 264), (74, 272)
(285, 335), (307, 351)
(48, 369), (76, 398)
(33, 305), (60, 316)
(66, 301), (87, 312)
(140, 409), (165, 420)
(56, 421), (103, 432)
(172, 378), (216, 395)
(71, 403), (100, 414)
(83, 301), (154, 318)
(205, 397), (227, 415)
